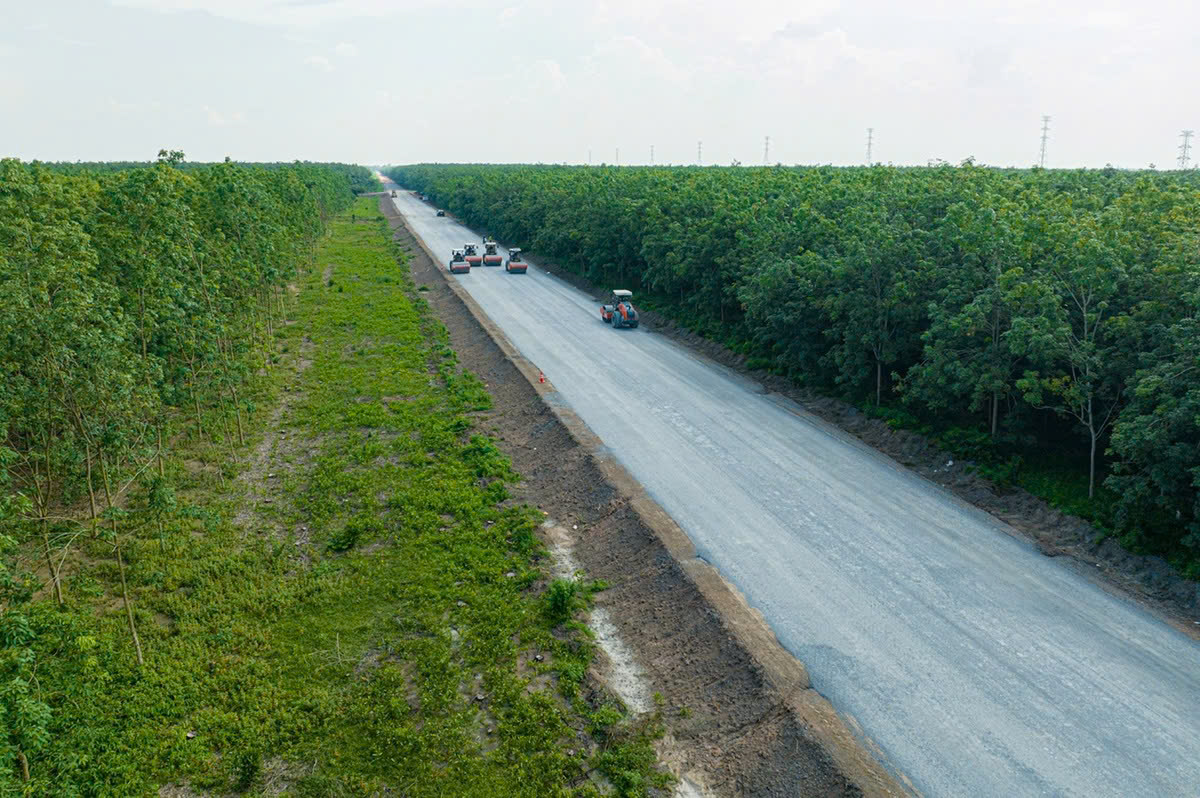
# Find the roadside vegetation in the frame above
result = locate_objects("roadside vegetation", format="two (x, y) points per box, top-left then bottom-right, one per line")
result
(43, 160), (383, 196)
(388, 163), (1200, 576)
(0, 162), (664, 794)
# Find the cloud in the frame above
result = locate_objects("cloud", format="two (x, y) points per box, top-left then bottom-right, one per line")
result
(765, 27), (963, 92)
(305, 54), (333, 71)
(334, 41), (359, 57)
(588, 0), (841, 44)
(109, 97), (141, 114)
(0, 73), (24, 102)
(203, 106), (246, 126)
(586, 35), (689, 86)
(533, 59), (567, 92)
(110, 0), (490, 27)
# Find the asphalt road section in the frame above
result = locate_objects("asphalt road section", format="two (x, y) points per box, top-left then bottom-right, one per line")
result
(388, 188), (1200, 798)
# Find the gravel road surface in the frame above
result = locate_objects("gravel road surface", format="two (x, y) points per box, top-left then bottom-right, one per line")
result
(389, 189), (1200, 798)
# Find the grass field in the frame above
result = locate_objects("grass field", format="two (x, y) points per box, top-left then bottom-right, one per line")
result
(21, 199), (667, 797)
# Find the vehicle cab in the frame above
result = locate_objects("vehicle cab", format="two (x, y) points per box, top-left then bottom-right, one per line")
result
(463, 243), (482, 266)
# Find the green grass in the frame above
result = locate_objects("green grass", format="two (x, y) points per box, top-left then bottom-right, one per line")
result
(21, 198), (667, 796)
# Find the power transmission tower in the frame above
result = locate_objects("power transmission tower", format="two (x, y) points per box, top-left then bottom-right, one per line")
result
(697, 140), (702, 166)
(1179, 130), (1194, 169)
(763, 135), (770, 164)
(1038, 115), (1051, 167)
(866, 127), (873, 164)
(650, 144), (655, 164)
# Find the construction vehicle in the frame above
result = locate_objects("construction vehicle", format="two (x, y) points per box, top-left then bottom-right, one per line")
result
(463, 243), (482, 267)
(482, 240), (502, 266)
(600, 290), (638, 328)
(448, 249), (470, 275)
(504, 248), (528, 274)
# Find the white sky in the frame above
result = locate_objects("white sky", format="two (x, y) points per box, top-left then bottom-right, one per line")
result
(3, 0), (1198, 167)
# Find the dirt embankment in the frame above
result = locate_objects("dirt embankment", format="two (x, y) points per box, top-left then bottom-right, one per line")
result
(382, 197), (909, 797)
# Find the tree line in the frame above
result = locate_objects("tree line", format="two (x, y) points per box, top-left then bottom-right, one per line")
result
(44, 159), (382, 196)
(387, 162), (1200, 574)
(0, 155), (362, 784)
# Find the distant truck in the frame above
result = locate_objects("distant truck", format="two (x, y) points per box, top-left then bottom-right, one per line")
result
(600, 290), (638, 328)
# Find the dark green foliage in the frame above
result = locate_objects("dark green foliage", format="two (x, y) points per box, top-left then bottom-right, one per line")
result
(43, 158), (380, 195)
(387, 163), (1200, 571)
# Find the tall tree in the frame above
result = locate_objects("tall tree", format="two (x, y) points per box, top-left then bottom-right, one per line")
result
(904, 196), (1044, 436)
(1012, 203), (1132, 497)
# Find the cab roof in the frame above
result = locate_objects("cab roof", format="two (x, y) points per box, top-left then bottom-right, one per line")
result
(612, 289), (633, 297)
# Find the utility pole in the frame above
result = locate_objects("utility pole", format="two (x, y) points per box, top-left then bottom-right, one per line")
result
(866, 127), (873, 164)
(1038, 115), (1051, 168)
(1179, 130), (1194, 169)
(763, 135), (770, 165)
(650, 144), (655, 164)
(697, 140), (703, 166)
(615, 147), (620, 166)
(588, 149), (592, 165)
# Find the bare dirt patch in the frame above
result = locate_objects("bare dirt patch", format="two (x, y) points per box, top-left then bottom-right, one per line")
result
(232, 321), (316, 559)
(383, 198), (901, 796)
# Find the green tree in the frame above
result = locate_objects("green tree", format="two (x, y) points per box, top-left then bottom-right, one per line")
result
(1012, 205), (1132, 497)
(1107, 313), (1200, 559)
(0, 446), (48, 786)
(904, 196), (1043, 437)
(822, 203), (926, 404)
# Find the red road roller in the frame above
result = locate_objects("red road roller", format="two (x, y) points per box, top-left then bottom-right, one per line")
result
(448, 249), (470, 275)
(504, 248), (528, 274)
